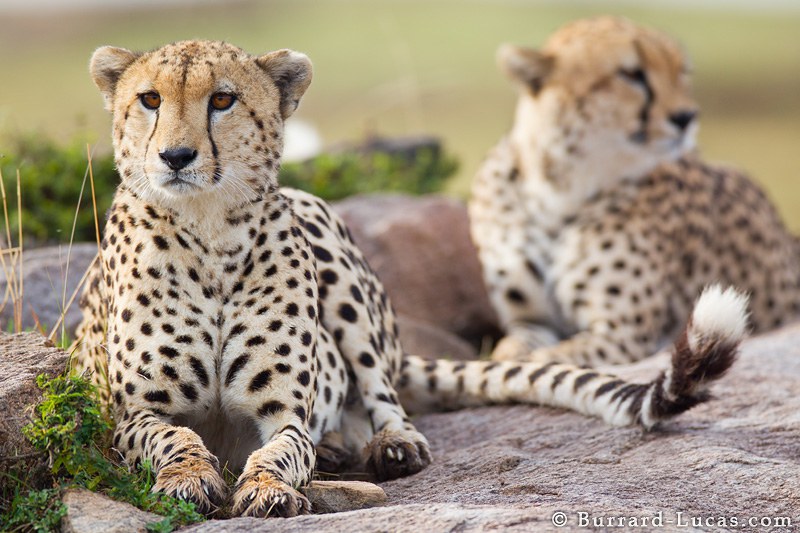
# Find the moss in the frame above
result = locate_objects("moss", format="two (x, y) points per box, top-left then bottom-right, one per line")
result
(0, 373), (204, 532)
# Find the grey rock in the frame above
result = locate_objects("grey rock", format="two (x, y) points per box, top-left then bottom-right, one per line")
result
(299, 481), (387, 514)
(0, 243), (97, 335)
(61, 488), (163, 533)
(333, 194), (501, 347)
(0, 332), (68, 495)
(186, 325), (800, 531)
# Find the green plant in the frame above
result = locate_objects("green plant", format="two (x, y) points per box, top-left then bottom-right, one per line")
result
(279, 144), (458, 201)
(0, 373), (204, 532)
(0, 132), (117, 245)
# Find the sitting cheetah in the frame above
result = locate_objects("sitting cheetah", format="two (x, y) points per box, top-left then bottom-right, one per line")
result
(71, 39), (747, 518)
(471, 16), (800, 365)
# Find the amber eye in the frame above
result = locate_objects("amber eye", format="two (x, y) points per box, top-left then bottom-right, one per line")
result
(139, 92), (161, 110)
(210, 92), (236, 111)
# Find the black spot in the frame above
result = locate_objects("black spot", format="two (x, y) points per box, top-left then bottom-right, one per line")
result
(358, 352), (375, 368)
(159, 346), (179, 359)
(180, 383), (198, 401)
(313, 246), (333, 263)
(141, 323), (153, 335)
(249, 370), (273, 392)
(320, 269), (338, 284)
(258, 401), (286, 417)
(153, 235), (169, 250)
(339, 303), (358, 323)
(350, 285), (364, 303)
(121, 309), (132, 322)
(225, 354), (251, 386)
(285, 303), (299, 316)
(506, 288), (527, 303)
(144, 390), (171, 403)
(276, 344), (291, 356)
(189, 357), (210, 387)
(269, 320), (283, 332)
(296, 371), (310, 387)
(300, 331), (312, 346)
(161, 365), (179, 380)
(246, 335), (266, 347)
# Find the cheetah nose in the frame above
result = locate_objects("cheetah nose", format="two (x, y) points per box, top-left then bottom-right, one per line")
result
(159, 147), (198, 171)
(669, 110), (698, 132)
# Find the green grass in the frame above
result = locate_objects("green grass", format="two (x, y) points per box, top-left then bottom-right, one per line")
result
(1, 0), (798, 228)
(0, 373), (204, 532)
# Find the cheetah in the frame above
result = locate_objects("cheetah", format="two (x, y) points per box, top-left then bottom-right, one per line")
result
(71, 40), (748, 518)
(470, 16), (800, 365)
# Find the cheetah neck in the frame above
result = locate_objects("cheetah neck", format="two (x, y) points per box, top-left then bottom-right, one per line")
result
(508, 96), (666, 219)
(117, 185), (270, 247)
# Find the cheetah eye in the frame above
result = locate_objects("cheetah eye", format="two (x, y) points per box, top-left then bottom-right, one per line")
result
(210, 92), (236, 111)
(139, 92), (161, 110)
(618, 68), (648, 87)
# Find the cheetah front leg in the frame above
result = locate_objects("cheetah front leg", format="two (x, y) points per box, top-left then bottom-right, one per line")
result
(113, 410), (228, 515)
(220, 312), (318, 517)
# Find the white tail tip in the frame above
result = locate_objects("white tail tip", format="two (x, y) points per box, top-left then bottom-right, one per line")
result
(690, 284), (750, 346)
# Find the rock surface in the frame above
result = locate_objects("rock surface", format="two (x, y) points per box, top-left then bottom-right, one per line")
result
(61, 488), (163, 533)
(334, 194), (500, 347)
(0, 243), (97, 334)
(177, 324), (800, 531)
(0, 332), (69, 495)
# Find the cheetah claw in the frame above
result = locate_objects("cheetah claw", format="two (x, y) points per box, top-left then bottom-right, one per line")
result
(152, 455), (228, 516)
(232, 471), (311, 517)
(365, 428), (432, 481)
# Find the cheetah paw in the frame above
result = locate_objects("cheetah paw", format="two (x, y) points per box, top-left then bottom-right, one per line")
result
(152, 455), (227, 515)
(364, 428), (432, 481)
(231, 471), (311, 517)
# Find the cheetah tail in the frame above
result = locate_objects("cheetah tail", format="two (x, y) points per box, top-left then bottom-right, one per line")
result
(397, 284), (748, 429)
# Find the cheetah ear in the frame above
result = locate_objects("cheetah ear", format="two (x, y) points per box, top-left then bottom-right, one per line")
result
(90, 46), (141, 112)
(497, 44), (554, 95)
(256, 49), (313, 120)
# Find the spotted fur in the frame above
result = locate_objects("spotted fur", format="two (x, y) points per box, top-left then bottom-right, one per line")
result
(470, 16), (800, 366)
(70, 39), (753, 519)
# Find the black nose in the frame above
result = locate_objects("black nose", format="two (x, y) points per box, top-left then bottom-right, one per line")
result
(669, 110), (698, 132)
(159, 147), (198, 171)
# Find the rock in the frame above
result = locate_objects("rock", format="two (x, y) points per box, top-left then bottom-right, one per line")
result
(299, 481), (387, 514)
(0, 332), (69, 495)
(179, 325), (800, 531)
(333, 194), (500, 347)
(61, 489), (163, 533)
(0, 243), (97, 335)
(396, 315), (478, 360)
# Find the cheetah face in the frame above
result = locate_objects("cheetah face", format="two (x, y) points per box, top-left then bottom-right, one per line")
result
(90, 41), (312, 207)
(499, 17), (698, 183)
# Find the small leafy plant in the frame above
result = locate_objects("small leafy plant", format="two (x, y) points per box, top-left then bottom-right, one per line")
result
(0, 373), (204, 532)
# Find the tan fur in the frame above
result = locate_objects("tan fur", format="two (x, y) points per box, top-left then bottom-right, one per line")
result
(470, 16), (800, 365)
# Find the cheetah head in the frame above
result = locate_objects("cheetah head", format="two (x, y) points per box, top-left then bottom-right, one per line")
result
(498, 17), (698, 189)
(90, 40), (311, 208)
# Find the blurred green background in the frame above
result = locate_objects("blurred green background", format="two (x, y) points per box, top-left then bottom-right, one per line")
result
(1, 0), (798, 234)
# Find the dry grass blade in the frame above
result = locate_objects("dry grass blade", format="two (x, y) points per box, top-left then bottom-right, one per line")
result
(87, 144), (102, 252)
(0, 168), (23, 332)
(49, 148), (100, 342)
(48, 254), (98, 342)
